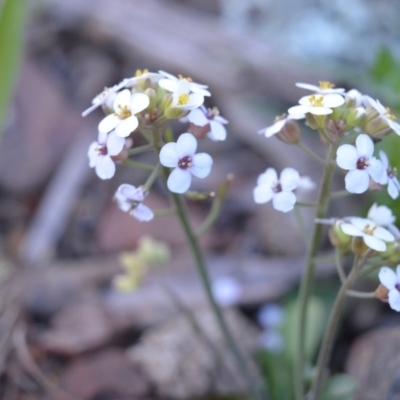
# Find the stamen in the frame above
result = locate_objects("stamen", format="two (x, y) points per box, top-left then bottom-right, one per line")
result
(135, 69), (149, 77)
(356, 157), (369, 170)
(385, 107), (397, 121)
(178, 156), (192, 170)
(308, 95), (324, 107)
(178, 74), (192, 82)
(364, 224), (377, 236)
(178, 94), (189, 105)
(274, 113), (287, 123)
(272, 182), (282, 193)
(117, 104), (132, 119)
(319, 81), (335, 89)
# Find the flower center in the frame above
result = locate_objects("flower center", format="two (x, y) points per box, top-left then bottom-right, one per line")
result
(178, 94), (189, 105)
(128, 200), (140, 211)
(117, 104), (132, 119)
(272, 182), (282, 193)
(356, 157), (369, 170)
(97, 144), (107, 156)
(178, 156), (193, 170)
(363, 224), (376, 236)
(308, 95), (324, 107)
(274, 113), (287, 123)
(205, 107), (220, 120)
(319, 81), (334, 89)
(385, 107), (397, 121)
(389, 166), (398, 178)
(135, 69), (149, 77)
(178, 74), (192, 82)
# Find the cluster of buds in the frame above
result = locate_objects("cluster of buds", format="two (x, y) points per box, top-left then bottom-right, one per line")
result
(83, 69), (229, 221)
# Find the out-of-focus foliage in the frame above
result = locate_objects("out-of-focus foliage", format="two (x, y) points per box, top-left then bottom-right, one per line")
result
(321, 374), (356, 400)
(0, 0), (26, 136)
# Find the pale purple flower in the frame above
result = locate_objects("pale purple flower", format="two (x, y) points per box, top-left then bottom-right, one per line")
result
(98, 89), (149, 138)
(87, 131), (125, 180)
(379, 265), (400, 312)
(336, 134), (383, 193)
(114, 184), (154, 222)
(253, 167), (300, 213)
(159, 133), (213, 193)
(187, 106), (228, 141)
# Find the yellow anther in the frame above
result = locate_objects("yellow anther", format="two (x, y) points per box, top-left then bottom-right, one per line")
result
(309, 95), (324, 107)
(178, 74), (192, 82)
(178, 93), (189, 105)
(135, 69), (149, 77)
(364, 224), (377, 236)
(319, 81), (335, 89)
(117, 104), (132, 119)
(274, 113), (287, 122)
(385, 107), (397, 121)
(211, 107), (220, 116)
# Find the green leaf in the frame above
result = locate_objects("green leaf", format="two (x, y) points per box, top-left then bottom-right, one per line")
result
(370, 47), (399, 83)
(0, 0), (26, 136)
(321, 374), (356, 400)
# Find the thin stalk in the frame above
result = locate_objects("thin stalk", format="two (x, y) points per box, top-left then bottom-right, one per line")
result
(297, 142), (326, 165)
(346, 290), (375, 298)
(123, 159), (154, 171)
(294, 207), (309, 248)
(128, 143), (153, 155)
(153, 208), (176, 217)
(196, 198), (222, 238)
(295, 201), (318, 207)
(170, 192), (264, 400)
(309, 251), (371, 399)
(294, 143), (338, 400)
(335, 249), (347, 283)
(330, 190), (352, 199)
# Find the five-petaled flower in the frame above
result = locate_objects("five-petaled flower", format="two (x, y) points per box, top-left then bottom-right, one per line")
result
(253, 167), (300, 213)
(295, 81), (345, 94)
(340, 217), (394, 252)
(114, 184), (154, 221)
(159, 133), (213, 193)
(364, 96), (400, 135)
(288, 93), (344, 117)
(379, 265), (400, 312)
(98, 89), (149, 138)
(187, 106), (228, 141)
(336, 134), (383, 194)
(379, 151), (400, 199)
(87, 131), (125, 180)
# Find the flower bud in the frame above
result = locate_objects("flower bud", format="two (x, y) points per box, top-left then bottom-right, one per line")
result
(137, 236), (170, 265)
(144, 88), (157, 109)
(346, 107), (366, 127)
(329, 221), (351, 250)
(164, 106), (189, 120)
(305, 113), (324, 130)
(330, 104), (346, 122)
(375, 283), (389, 303)
(276, 119), (301, 144)
(351, 236), (368, 256)
(363, 107), (392, 139)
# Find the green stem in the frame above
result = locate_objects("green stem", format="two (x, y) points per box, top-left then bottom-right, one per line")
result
(335, 249), (347, 283)
(346, 289), (375, 298)
(153, 208), (176, 217)
(294, 143), (339, 400)
(143, 164), (161, 190)
(295, 201), (318, 207)
(294, 207), (309, 248)
(297, 142), (326, 165)
(128, 143), (153, 155)
(309, 251), (371, 400)
(330, 190), (352, 199)
(170, 192), (264, 400)
(196, 198), (222, 238)
(123, 159), (154, 171)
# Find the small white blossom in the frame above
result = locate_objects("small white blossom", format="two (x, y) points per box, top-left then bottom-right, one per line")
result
(346, 89), (364, 106)
(211, 277), (242, 306)
(296, 81), (345, 94)
(340, 217), (394, 252)
(98, 89), (149, 137)
(253, 167), (300, 213)
(363, 96), (400, 135)
(187, 106), (228, 141)
(159, 133), (213, 193)
(158, 70), (211, 97)
(288, 93), (344, 117)
(368, 203), (396, 227)
(87, 131), (125, 180)
(379, 151), (400, 199)
(336, 134), (383, 193)
(257, 304), (284, 329)
(258, 113), (303, 138)
(379, 265), (400, 312)
(114, 184), (154, 221)
(169, 79), (205, 111)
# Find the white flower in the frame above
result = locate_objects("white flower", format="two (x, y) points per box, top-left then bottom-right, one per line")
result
(296, 81), (345, 94)
(379, 151), (400, 199)
(211, 277), (242, 306)
(368, 203), (396, 227)
(187, 106), (228, 141)
(346, 89), (364, 106)
(169, 79), (205, 111)
(379, 265), (400, 312)
(363, 96), (400, 135)
(87, 131), (125, 180)
(288, 93), (344, 117)
(340, 217), (394, 252)
(159, 133), (213, 193)
(253, 167), (300, 213)
(158, 70), (211, 97)
(98, 89), (149, 137)
(258, 113), (303, 138)
(257, 304), (284, 329)
(297, 176), (316, 191)
(336, 134), (383, 193)
(114, 184), (154, 221)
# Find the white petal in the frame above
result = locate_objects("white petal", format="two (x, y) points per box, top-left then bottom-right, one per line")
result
(368, 204), (396, 226)
(336, 144), (358, 170)
(257, 168), (278, 186)
(253, 185), (274, 204)
(379, 267), (397, 290)
(272, 192), (296, 213)
(113, 89), (131, 110)
(287, 105), (308, 117)
(373, 99), (389, 115)
(208, 120), (227, 141)
(350, 217), (373, 230)
(159, 142), (179, 167)
(355, 134), (374, 158)
(95, 156), (115, 180)
(176, 93), (204, 110)
(295, 83), (319, 91)
(396, 265), (400, 282)
(308, 107), (333, 115)
(106, 131), (125, 155)
(88, 142), (99, 167)
(263, 119), (286, 137)
(167, 168), (192, 193)
(132, 203), (154, 222)
(388, 179), (400, 199)
(214, 115), (228, 124)
(388, 119), (400, 135)
(98, 114), (120, 134)
(191, 153), (213, 178)
(158, 70), (178, 81)
(115, 116), (139, 138)
(280, 168), (300, 192)
(373, 227), (395, 242)
(340, 223), (363, 237)
(119, 184), (144, 202)
(188, 108), (208, 126)
(368, 158), (384, 183)
(345, 169), (369, 193)
(321, 94), (345, 108)
(379, 150), (389, 169)
(130, 93), (150, 114)
(363, 234), (386, 251)
(388, 289), (400, 312)
(176, 133), (197, 158)
(158, 78), (178, 92)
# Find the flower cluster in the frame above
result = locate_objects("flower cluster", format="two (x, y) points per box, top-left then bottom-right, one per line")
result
(83, 69), (228, 221)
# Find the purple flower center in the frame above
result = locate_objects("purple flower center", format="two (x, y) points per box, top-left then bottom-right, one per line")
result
(272, 182), (282, 193)
(356, 157), (368, 170)
(98, 144), (107, 156)
(178, 156), (192, 170)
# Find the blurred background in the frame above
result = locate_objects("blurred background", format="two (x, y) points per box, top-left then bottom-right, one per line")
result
(0, 0), (400, 399)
